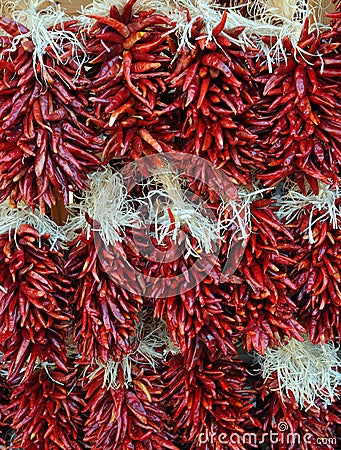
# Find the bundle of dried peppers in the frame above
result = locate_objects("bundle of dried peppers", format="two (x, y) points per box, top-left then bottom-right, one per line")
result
(0, 0), (103, 213)
(0, 0), (339, 448)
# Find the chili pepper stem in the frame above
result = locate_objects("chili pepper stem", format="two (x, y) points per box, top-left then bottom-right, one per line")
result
(256, 336), (341, 410)
(87, 357), (133, 389)
(278, 180), (341, 244)
(136, 311), (180, 361)
(64, 167), (142, 245)
(0, 201), (67, 250)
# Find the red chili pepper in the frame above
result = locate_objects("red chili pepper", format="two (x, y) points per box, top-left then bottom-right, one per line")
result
(0, 16), (29, 36)
(294, 65), (307, 98)
(286, 207), (341, 344)
(66, 231), (143, 363)
(201, 53), (242, 87)
(212, 10), (227, 37)
(87, 14), (130, 38)
(128, 14), (174, 33)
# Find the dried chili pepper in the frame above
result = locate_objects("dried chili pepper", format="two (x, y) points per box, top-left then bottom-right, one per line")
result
(147, 236), (241, 361)
(124, 216), (240, 362)
(154, 273), (241, 361)
(291, 220), (341, 345)
(163, 19), (262, 185)
(278, 183), (341, 344)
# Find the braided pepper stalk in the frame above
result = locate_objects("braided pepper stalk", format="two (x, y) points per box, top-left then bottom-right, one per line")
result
(5, 365), (85, 450)
(278, 181), (341, 344)
(0, 203), (71, 382)
(256, 337), (341, 412)
(83, 361), (179, 449)
(161, 346), (260, 449)
(0, 0), (102, 214)
(327, 1), (341, 21)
